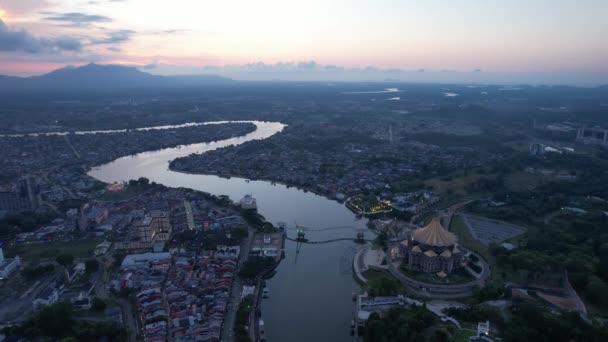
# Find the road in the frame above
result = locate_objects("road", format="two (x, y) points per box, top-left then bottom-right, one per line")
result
(222, 225), (256, 342)
(0, 271), (62, 324)
(386, 247), (490, 299)
(442, 200), (473, 229)
(95, 257), (137, 342)
(409, 200), (472, 226)
(63, 135), (81, 159)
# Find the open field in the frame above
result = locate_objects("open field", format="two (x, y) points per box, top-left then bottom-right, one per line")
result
(5, 238), (102, 263)
(425, 173), (488, 196)
(95, 184), (158, 201)
(452, 328), (478, 342)
(504, 171), (545, 192)
(362, 269), (397, 284)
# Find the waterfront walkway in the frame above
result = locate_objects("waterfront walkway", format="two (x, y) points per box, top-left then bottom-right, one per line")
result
(353, 246), (387, 284)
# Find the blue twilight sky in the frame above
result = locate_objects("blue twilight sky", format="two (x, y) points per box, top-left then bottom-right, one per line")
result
(0, 0), (607, 84)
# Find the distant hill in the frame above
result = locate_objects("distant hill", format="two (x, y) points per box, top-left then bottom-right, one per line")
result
(0, 63), (232, 90)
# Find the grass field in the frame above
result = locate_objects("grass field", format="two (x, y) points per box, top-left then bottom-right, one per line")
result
(452, 328), (478, 342)
(504, 171), (544, 192)
(95, 184), (158, 201)
(451, 215), (492, 262)
(362, 269), (397, 283)
(5, 238), (102, 263)
(425, 173), (488, 196)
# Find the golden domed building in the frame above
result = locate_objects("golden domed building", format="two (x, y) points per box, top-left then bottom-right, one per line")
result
(402, 218), (463, 274)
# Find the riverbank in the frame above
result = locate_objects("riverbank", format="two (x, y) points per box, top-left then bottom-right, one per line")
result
(88, 120), (368, 342)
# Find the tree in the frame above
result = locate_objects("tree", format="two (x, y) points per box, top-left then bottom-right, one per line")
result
(231, 226), (249, 240)
(434, 329), (450, 342)
(375, 231), (388, 249)
(91, 298), (106, 312)
(56, 254), (74, 267)
(85, 259), (99, 273)
(368, 276), (400, 297)
(21, 264), (55, 281)
(586, 275), (608, 307)
(239, 258), (273, 280)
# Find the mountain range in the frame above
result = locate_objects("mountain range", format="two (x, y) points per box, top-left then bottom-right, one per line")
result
(0, 63), (232, 90)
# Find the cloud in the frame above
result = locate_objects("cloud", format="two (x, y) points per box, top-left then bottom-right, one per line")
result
(161, 29), (190, 34)
(107, 46), (121, 52)
(0, 19), (82, 53)
(0, 0), (52, 16)
(90, 29), (134, 44)
(89, 0), (129, 3)
(44, 12), (111, 27)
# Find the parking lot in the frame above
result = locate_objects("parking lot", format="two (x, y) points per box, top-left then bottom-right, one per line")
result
(461, 214), (526, 245)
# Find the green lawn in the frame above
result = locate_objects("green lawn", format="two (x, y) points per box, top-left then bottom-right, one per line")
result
(504, 171), (544, 192)
(450, 215), (491, 262)
(425, 172), (489, 196)
(452, 328), (478, 342)
(5, 238), (102, 263)
(362, 269), (396, 283)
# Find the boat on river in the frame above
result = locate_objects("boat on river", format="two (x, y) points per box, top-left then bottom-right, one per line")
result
(260, 319), (266, 341)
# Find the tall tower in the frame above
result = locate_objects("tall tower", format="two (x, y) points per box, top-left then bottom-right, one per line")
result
(0, 247), (4, 263)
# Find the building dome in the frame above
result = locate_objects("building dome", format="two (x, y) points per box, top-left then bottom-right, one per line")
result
(412, 218), (457, 247)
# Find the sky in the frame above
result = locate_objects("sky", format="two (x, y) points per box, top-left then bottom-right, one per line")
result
(0, 0), (607, 84)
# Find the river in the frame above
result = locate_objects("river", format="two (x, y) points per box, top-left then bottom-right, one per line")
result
(88, 120), (369, 342)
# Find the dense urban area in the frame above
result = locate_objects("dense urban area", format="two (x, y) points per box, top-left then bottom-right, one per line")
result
(1, 70), (608, 342)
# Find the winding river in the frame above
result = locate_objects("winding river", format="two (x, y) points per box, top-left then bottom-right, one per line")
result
(88, 121), (369, 342)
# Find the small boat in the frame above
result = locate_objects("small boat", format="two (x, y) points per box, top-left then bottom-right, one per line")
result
(260, 319), (266, 341)
(278, 221), (286, 231)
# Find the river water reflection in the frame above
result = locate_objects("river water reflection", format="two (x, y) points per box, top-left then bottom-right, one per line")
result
(88, 121), (368, 342)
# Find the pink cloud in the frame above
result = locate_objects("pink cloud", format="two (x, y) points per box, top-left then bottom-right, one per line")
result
(1, 0), (52, 16)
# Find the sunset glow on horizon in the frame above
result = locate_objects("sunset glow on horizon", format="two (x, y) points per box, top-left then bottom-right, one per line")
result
(0, 0), (607, 83)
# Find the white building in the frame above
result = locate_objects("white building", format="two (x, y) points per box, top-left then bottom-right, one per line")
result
(120, 252), (171, 269)
(239, 194), (257, 210)
(33, 287), (59, 309)
(0, 248), (21, 280)
(71, 292), (92, 310)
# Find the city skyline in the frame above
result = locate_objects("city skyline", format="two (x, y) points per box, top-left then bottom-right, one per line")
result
(1, 0), (607, 84)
